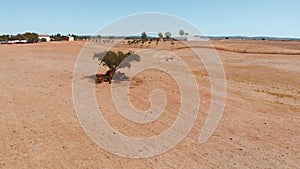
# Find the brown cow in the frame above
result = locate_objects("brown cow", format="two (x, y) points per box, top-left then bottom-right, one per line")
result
(105, 69), (115, 84)
(95, 74), (106, 84)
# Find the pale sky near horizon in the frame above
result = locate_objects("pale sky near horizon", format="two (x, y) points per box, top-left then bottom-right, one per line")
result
(0, 0), (299, 37)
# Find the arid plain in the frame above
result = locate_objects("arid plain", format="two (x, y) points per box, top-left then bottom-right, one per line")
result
(0, 40), (299, 168)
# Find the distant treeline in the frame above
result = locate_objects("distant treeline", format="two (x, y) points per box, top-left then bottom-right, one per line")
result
(2, 32), (298, 43)
(0, 32), (39, 43)
(89, 32), (175, 40)
(0, 32), (88, 43)
(208, 36), (300, 41)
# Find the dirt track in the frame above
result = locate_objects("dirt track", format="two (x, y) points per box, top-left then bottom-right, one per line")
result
(0, 41), (299, 168)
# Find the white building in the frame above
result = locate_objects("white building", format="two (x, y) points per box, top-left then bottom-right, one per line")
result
(68, 36), (74, 41)
(174, 36), (187, 41)
(7, 40), (27, 44)
(38, 34), (51, 42)
(187, 35), (202, 41)
(175, 35), (208, 41)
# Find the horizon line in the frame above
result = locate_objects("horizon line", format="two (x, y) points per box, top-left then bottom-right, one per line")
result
(1, 32), (300, 40)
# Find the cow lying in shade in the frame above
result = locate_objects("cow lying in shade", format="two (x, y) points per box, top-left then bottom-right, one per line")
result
(95, 70), (128, 84)
(95, 70), (114, 84)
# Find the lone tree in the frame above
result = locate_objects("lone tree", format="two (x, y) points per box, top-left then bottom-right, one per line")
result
(164, 32), (172, 39)
(93, 50), (140, 83)
(141, 32), (147, 40)
(158, 32), (163, 39)
(179, 29), (185, 36)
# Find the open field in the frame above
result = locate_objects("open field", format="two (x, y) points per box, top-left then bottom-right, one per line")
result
(0, 40), (299, 168)
(211, 39), (300, 55)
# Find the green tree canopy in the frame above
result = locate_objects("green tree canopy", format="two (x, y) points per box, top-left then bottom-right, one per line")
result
(179, 29), (185, 36)
(158, 32), (163, 39)
(50, 34), (62, 41)
(0, 35), (9, 41)
(16, 34), (25, 40)
(164, 32), (172, 39)
(40, 38), (47, 42)
(93, 51), (140, 71)
(141, 32), (147, 40)
(23, 32), (39, 43)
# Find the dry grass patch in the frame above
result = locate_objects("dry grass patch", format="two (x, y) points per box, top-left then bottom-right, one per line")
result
(255, 89), (295, 98)
(192, 70), (209, 77)
(212, 39), (300, 55)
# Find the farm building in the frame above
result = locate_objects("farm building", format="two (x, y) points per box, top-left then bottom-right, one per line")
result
(38, 34), (51, 42)
(174, 35), (207, 41)
(7, 40), (27, 44)
(174, 36), (188, 41)
(61, 36), (74, 41)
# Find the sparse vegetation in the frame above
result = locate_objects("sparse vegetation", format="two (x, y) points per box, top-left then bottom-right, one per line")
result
(164, 32), (172, 39)
(255, 89), (294, 98)
(141, 32), (147, 40)
(192, 70), (209, 77)
(158, 32), (163, 39)
(179, 29), (185, 36)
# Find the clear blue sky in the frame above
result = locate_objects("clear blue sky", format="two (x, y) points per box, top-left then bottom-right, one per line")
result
(1, 0), (299, 37)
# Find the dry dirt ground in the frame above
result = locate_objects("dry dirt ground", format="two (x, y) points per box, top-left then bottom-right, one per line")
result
(0, 40), (299, 168)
